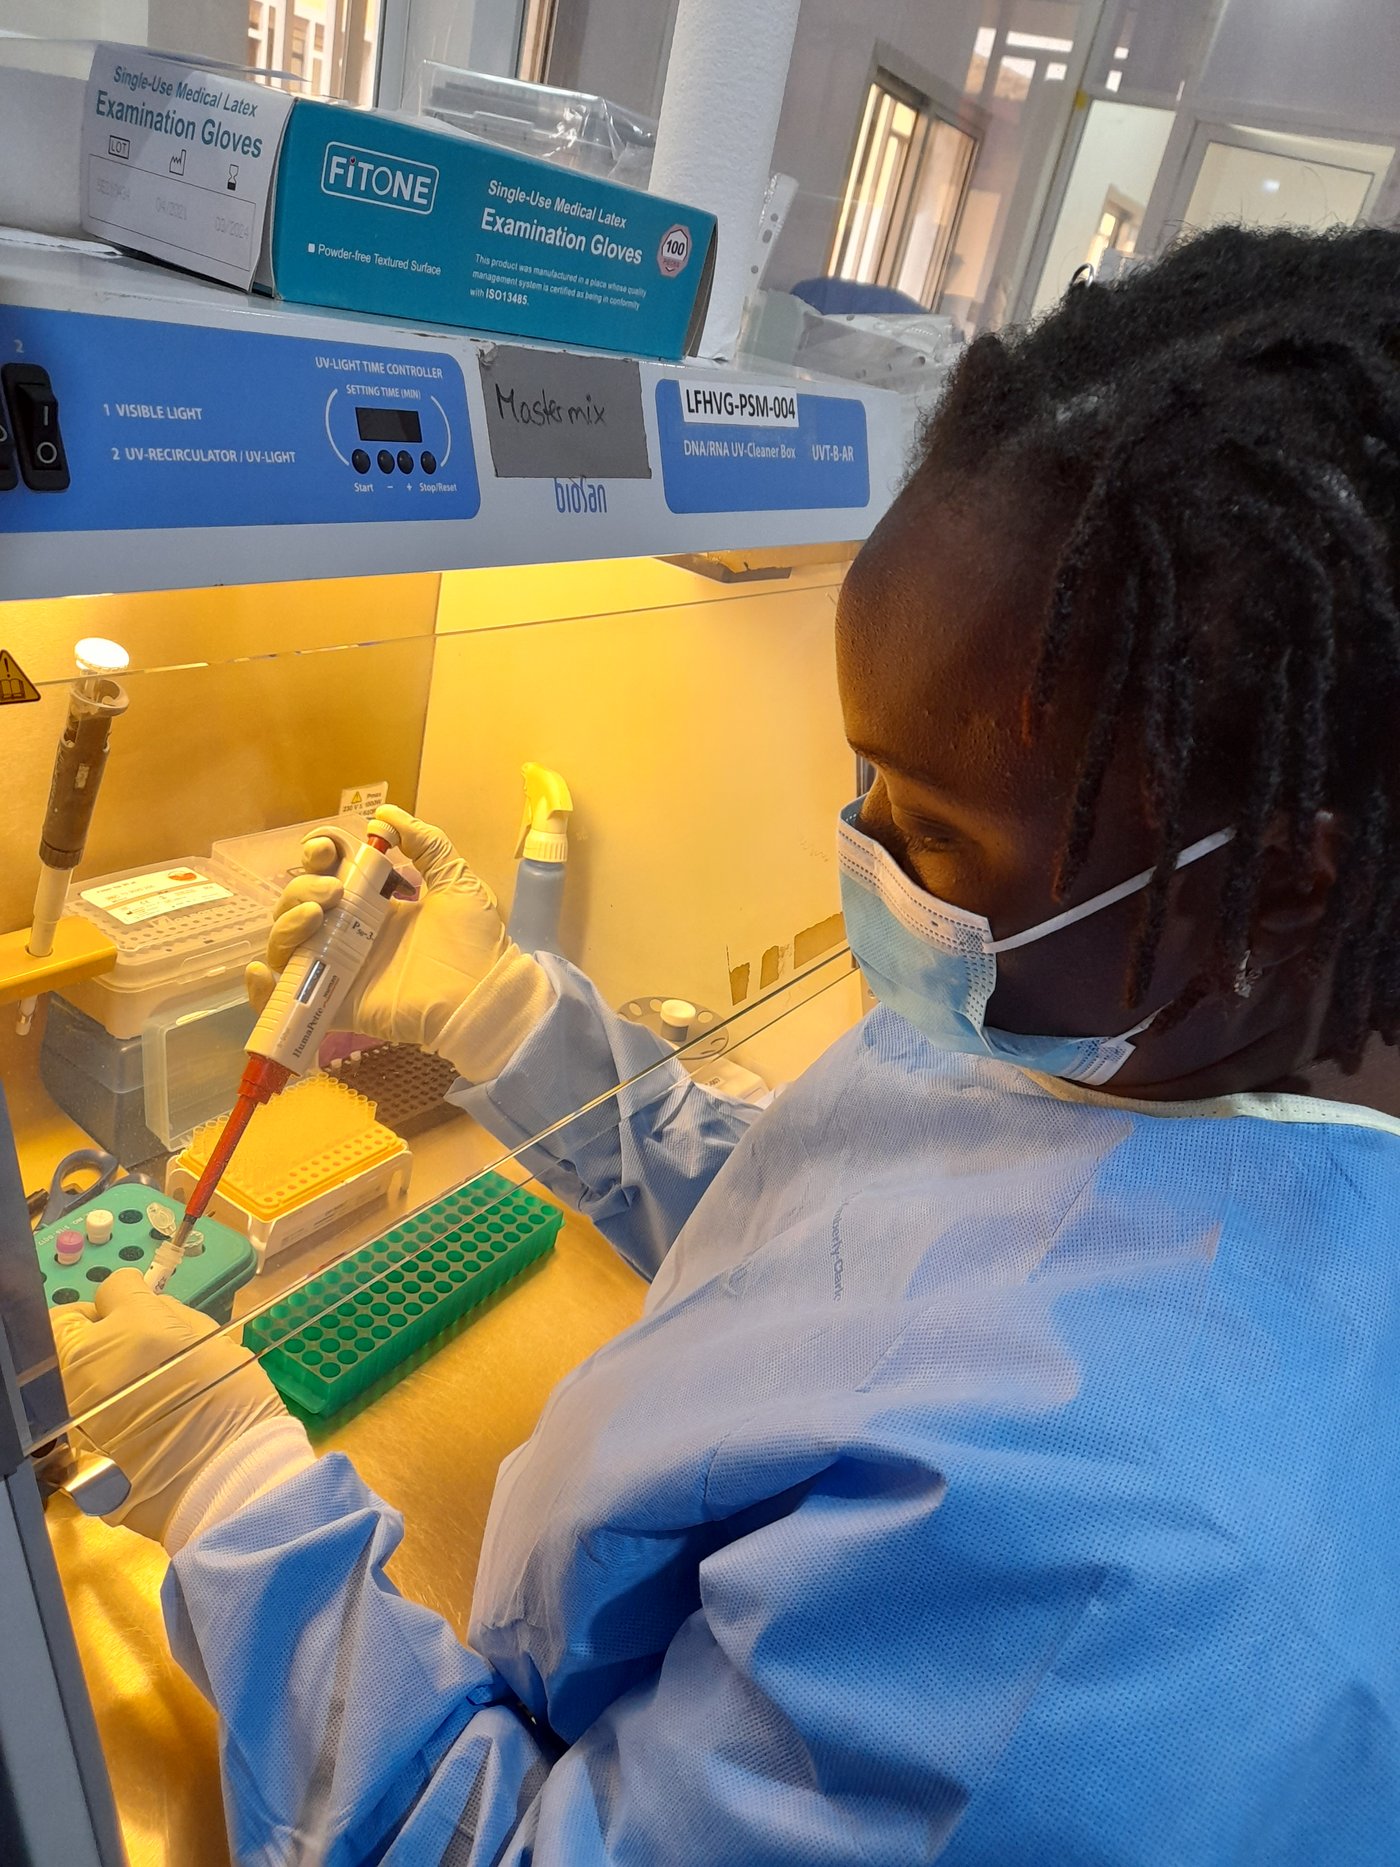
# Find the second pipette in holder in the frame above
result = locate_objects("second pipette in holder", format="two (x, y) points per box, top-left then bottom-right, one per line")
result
(17, 638), (130, 1035)
(147, 818), (404, 1292)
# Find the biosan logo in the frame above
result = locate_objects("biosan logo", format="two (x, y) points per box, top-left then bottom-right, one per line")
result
(321, 143), (439, 214)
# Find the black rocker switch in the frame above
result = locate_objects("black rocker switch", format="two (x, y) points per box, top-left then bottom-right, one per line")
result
(2, 363), (70, 491)
(0, 386), (15, 491)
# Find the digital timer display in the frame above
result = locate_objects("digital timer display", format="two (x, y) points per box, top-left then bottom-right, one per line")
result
(354, 405), (423, 443)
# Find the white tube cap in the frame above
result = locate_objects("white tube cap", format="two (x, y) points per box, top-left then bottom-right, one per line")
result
(75, 637), (130, 676)
(660, 999), (697, 1041)
(85, 1207), (114, 1245)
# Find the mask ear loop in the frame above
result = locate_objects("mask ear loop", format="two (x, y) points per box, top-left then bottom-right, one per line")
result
(986, 829), (1235, 955)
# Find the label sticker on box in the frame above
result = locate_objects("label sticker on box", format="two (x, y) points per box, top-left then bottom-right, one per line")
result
(81, 45), (293, 289)
(655, 378), (869, 514)
(82, 868), (232, 925)
(676, 382), (799, 429)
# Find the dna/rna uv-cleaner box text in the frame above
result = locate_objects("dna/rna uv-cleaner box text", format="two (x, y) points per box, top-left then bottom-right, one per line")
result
(264, 102), (717, 361)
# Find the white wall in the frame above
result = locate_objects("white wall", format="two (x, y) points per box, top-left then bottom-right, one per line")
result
(1202, 0), (1400, 128)
(148, 1), (246, 64)
(0, 1), (146, 37)
(0, 2), (243, 63)
(547, 0), (677, 116)
(1031, 101), (1175, 316)
(399, 0), (528, 105)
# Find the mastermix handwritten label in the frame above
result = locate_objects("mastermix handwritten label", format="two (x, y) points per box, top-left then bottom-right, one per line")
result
(479, 346), (651, 481)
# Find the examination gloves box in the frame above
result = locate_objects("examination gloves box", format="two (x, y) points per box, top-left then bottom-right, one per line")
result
(78, 48), (716, 360)
(268, 101), (716, 359)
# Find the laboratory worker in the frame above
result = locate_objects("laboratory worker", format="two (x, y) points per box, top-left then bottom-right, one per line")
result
(56, 225), (1400, 1864)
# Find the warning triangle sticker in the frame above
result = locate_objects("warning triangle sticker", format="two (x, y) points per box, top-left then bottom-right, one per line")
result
(0, 650), (40, 705)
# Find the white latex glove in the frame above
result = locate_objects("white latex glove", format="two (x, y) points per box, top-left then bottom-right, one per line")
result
(245, 803), (555, 1083)
(50, 1271), (305, 1547)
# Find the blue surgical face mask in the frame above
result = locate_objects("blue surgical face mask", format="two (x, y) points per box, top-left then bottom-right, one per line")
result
(837, 798), (1234, 1086)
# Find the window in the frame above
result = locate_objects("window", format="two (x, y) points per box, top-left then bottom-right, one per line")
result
(518, 0), (561, 85)
(830, 71), (978, 306)
(1086, 190), (1140, 269)
(244, 0), (381, 103)
(968, 27), (1076, 98)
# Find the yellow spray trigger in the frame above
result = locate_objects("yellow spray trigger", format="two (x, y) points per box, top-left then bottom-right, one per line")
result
(515, 763), (573, 864)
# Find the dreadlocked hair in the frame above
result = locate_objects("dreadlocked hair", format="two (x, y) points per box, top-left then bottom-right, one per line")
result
(916, 224), (1400, 1069)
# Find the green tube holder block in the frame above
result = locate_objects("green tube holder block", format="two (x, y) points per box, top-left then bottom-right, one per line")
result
(241, 1171), (562, 1416)
(34, 1189), (257, 1325)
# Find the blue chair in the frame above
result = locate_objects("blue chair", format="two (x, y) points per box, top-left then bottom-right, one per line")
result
(789, 277), (927, 316)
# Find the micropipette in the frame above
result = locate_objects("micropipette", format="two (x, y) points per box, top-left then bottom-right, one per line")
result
(17, 639), (130, 1035)
(146, 819), (403, 1293)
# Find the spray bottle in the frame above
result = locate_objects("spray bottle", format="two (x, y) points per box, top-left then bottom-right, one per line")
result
(506, 763), (573, 957)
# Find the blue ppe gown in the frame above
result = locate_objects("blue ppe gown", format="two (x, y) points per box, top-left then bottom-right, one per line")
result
(162, 957), (1400, 1864)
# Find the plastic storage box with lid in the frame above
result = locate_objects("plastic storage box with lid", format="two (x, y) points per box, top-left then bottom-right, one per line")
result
(61, 857), (270, 1039)
(209, 812), (415, 906)
(39, 994), (155, 1163)
(39, 984), (257, 1164)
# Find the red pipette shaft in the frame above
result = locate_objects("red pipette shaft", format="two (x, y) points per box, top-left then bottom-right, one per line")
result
(146, 826), (396, 1291)
(145, 1058), (291, 1291)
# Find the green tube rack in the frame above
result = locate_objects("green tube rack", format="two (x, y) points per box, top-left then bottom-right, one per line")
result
(242, 1171), (562, 1416)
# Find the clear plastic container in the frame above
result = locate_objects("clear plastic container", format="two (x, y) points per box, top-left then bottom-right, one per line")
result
(39, 985), (260, 1162)
(62, 856), (270, 1039)
(42, 992), (144, 1094)
(141, 984), (258, 1151)
(413, 64), (657, 187)
(39, 998), (160, 1164)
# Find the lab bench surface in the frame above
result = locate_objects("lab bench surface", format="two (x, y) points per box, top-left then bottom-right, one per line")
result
(8, 1007), (648, 1867)
(47, 1191), (645, 1867)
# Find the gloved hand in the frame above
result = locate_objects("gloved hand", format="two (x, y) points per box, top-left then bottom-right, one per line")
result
(245, 803), (554, 1084)
(51, 1270), (296, 1546)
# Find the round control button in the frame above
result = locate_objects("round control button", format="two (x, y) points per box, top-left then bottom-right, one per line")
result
(420, 450), (437, 475)
(377, 448), (395, 473)
(396, 449), (414, 475)
(351, 447), (370, 474)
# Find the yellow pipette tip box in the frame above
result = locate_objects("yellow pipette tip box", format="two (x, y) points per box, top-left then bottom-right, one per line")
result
(168, 1075), (412, 1265)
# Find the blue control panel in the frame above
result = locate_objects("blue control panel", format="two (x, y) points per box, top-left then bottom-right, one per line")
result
(0, 306), (479, 532)
(654, 378), (869, 514)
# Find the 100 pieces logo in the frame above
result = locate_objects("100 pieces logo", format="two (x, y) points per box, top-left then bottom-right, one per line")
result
(321, 143), (439, 215)
(657, 224), (692, 276)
